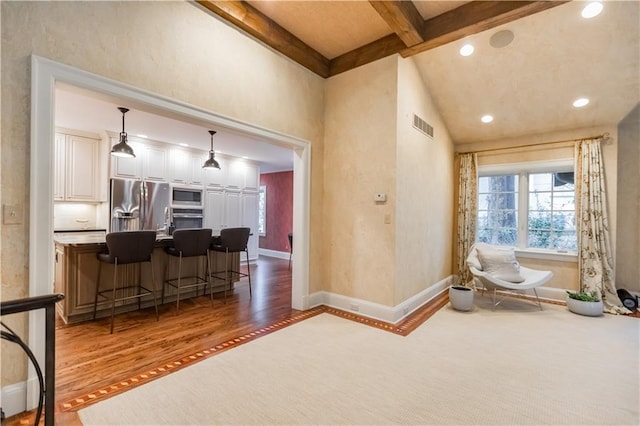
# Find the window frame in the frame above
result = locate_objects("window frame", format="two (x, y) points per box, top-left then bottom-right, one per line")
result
(478, 159), (578, 262)
(258, 184), (266, 237)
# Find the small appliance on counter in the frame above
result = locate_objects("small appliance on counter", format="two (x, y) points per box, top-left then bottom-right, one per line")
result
(110, 178), (171, 233)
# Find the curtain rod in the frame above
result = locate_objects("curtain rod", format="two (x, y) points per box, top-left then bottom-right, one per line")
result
(456, 132), (610, 155)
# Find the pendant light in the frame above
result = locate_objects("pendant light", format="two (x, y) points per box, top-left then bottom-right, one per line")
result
(110, 107), (136, 158)
(202, 130), (221, 169)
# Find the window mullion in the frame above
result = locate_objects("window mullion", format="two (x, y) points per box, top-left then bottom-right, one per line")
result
(518, 172), (528, 249)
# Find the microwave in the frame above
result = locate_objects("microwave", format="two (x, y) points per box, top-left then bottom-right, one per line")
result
(171, 186), (203, 207)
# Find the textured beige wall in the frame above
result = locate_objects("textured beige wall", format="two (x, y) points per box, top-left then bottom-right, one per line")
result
(1, 1), (324, 388)
(616, 104), (640, 294)
(395, 57), (454, 303)
(323, 55), (398, 306)
(455, 125), (619, 292)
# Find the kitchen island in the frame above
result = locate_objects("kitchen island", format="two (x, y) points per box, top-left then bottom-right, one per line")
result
(54, 233), (239, 324)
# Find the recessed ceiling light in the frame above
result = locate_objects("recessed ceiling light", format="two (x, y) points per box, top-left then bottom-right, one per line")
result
(481, 115), (493, 123)
(136, 134), (148, 138)
(573, 98), (590, 108)
(459, 44), (474, 57)
(582, 2), (603, 18)
(179, 142), (189, 147)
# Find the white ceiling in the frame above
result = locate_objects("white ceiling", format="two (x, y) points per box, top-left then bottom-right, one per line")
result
(413, 0), (640, 144)
(55, 85), (295, 173)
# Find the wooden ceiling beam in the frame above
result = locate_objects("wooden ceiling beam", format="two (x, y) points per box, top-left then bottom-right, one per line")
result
(196, 0), (330, 78)
(328, 1), (567, 77)
(401, 1), (568, 57)
(368, 1), (425, 47)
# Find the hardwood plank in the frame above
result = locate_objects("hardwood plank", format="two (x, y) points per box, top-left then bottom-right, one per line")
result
(369, 0), (425, 47)
(401, 1), (569, 57)
(195, 0), (330, 77)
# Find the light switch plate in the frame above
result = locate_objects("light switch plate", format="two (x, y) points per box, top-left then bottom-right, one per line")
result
(3, 204), (23, 225)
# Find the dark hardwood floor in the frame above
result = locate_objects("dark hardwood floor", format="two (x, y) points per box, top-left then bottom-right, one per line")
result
(7, 255), (298, 426)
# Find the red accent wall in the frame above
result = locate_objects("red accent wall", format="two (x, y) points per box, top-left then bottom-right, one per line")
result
(259, 171), (293, 252)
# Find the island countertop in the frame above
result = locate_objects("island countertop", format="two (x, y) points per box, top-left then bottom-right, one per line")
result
(54, 233), (176, 246)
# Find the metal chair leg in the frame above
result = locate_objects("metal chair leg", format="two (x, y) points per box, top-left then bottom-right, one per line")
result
(93, 261), (102, 320)
(110, 260), (118, 334)
(176, 252), (183, 314)
(533, 288), (543, 311)
(206, 250), (214, 306)
(150, 255), (159, 321)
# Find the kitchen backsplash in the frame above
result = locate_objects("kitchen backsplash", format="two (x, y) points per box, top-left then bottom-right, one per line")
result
(54, 203), (99, 230)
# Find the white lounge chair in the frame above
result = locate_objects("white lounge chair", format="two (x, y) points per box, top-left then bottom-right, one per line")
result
(467, 243), (553, 310)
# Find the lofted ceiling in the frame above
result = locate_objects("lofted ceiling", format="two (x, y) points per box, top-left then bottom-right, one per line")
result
(57, 1), (639, 171)
(198, 0), (639, 145)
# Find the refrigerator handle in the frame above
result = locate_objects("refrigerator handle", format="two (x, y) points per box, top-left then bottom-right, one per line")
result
(140, 182), (146, 230)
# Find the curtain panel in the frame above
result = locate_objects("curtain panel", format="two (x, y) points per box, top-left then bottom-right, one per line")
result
(456, 153), (478, 285)
(574, 139), (629, 314)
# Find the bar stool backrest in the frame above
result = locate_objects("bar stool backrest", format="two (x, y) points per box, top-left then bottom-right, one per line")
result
(218, 227), (250, 252)
(104, 231), (157, 264)
(171, 228), (212, 257)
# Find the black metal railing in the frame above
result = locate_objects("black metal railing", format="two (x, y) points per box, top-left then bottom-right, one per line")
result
(1, 293), (64, 426)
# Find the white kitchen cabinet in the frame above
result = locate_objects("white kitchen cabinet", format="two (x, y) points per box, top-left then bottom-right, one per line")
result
(168, 149), (190, 184)
(204, 189), (226, 235)
(142, 144), (168, 182)
(168, 148), (205, 185)
(111, 139), (143, 179)
(243, 163), (260, 191)
(224, 190), (242, 229)
(190, 153), (205, 186)
(226, 159), (245, 189)
(242, 191), (260, 260)
(55, 132), (102, 202)
(54, 133), (66, 201)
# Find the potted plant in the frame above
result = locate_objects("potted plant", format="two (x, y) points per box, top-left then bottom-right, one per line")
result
(449, 280), (474, 312)
(566, 290), (604, 317)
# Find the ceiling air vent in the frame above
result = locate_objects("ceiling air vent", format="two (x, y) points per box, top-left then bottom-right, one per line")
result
(413, 114), (434, 138)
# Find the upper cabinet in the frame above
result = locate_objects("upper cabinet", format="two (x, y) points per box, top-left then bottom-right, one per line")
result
(110, 137), (167, 182)
(226, 159), (259, 190)
(55, 131), (104, 202)
(168, 148), (205, 186)
(142, 144), (168, 182)
(107, 134), (260, 192)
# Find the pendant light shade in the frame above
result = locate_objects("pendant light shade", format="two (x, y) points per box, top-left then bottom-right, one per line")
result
(203, 130), (221, 169)
(110, 107), (136, 158)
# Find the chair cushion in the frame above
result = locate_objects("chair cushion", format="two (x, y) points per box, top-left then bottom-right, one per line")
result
(476, 246), (525, 283)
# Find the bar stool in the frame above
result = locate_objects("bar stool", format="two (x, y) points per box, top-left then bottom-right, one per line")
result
(210, 227), (252, 301)
(162, 228), (213, 314)
(93, 230), (159, 334)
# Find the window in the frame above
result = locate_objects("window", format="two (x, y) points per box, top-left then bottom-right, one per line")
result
(477, 163), (576, 252)
(258, 185), (266, 236)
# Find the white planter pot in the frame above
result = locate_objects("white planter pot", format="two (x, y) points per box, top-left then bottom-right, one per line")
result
(566, 295), (604, 317)
(449, 285), (474, 312)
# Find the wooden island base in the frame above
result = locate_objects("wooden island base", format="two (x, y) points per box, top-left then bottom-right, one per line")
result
(54, 237), (240, 324)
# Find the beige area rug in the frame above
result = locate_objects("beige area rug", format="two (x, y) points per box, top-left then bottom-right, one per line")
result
(78, 296), (639, 425)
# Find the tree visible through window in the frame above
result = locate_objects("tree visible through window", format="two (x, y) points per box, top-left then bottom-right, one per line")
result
(477, 170), (576, 251)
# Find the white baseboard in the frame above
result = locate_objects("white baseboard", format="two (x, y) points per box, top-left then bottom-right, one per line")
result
(258, 248), (291, 260)
(308, 275), (454, 324)
(1, 381), (26, 418)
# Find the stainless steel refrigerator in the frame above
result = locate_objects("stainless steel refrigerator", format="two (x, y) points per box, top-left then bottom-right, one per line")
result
(110, 178), (170, 233)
